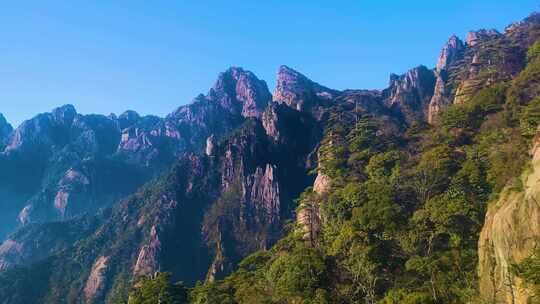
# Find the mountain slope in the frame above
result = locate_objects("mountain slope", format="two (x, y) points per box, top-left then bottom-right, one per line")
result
(0, 68), (271, 240)
(2, 12), (540, 304)
(188, 12), (540, 304)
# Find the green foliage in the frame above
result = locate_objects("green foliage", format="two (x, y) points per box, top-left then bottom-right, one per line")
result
(440, 106), (470, 130)
(266, 245), (327, 300)
(440, 84), (507, 132)
(189, 87), (533, 303)
(189, 281), (235, 304)
(507, 52), (540, 115)
(520, 96), (540, 137)
(527, 40), (540, 63)
(511, 249), (540, 299)
(128, 272), (188, 304)
(381, 289), (435, 304)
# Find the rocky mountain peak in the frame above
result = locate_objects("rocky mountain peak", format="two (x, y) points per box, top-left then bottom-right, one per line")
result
(273, 65), (339, 112)
(466, 29), (502, 47)
(505, 12), (540, 49)
(385, 65), (436, 124)
(117, 110), (141, 130)
(118, 110), (140, 121)
(388, 65), (435, 95)
(436, 35), (465, 71)
(52, 104), (77, 126)
(506, 12), (540, 33)
(276, 65), (304, 82)
(0, 113), (10, 126)
(209, 67), (271, 118)
(0, 113), (13, 146)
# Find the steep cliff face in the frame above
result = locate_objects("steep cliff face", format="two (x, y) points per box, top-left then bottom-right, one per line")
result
(428, 36), (466, 124)
(204, 124), (281, 281)
(204, 103), (320, 280)
(384, 65), (436, 125)
(210, 67), (272, 118)
(428, 15), (540, 123)
(478, 138), (540, 303)
(273, 65), (339, 118)
(0, 114), (12, 149)
(436, 35), (466, 72)
(451, 28), (523, 105)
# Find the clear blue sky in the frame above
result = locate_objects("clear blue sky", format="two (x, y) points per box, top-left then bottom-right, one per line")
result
(0, 1), (538, 127)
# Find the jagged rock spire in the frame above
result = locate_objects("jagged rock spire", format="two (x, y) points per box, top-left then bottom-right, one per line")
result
(209, 67), (271, 118)
(385, 65), (436, 125)
(273, 65), (338, 112)
(428, 35), (466, 124)
(51, 104), (77, 126)
(436, 35), (465, 71)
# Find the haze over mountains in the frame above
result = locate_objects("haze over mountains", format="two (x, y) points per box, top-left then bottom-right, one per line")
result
(1, 11), (540, 304)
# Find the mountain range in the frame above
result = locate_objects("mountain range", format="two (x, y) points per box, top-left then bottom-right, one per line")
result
(1, 12), (540, 304)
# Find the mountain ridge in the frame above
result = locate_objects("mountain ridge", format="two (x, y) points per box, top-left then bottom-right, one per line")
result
(1, 11), (540, 304)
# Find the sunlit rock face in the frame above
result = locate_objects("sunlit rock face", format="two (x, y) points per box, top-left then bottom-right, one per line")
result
(428, 35), (466, 124)
(210, 67), (272, 119)
(478, 132), (540, 304)
(466, 29), (502, 47)
(273, 65), (339, 118)
(83, 256), (109, 303)
(436, 35), (466, 72)
(427, 14), (540, 124)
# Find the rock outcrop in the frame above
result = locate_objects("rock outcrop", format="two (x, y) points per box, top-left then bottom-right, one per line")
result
(466, 29), (502, 47)
(133, 226), (161, 277)
(428, 36), (466, 123)
(478, 136), (540, 303)
(427, 15), (540, 123)
(211, 67), (271, 119)
(436, 35), (466, 72)
(384, 66), (436, 125)
(273, 65), (339, 118)
(205, 134), (216, 156)
(296, 172), (330, 246)
(505, 12), (540, 49)
(83, 256), (109, 303)
(313, 172), (331, 195)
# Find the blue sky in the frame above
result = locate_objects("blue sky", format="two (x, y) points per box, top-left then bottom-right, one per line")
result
(0, 1), (538, 127)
